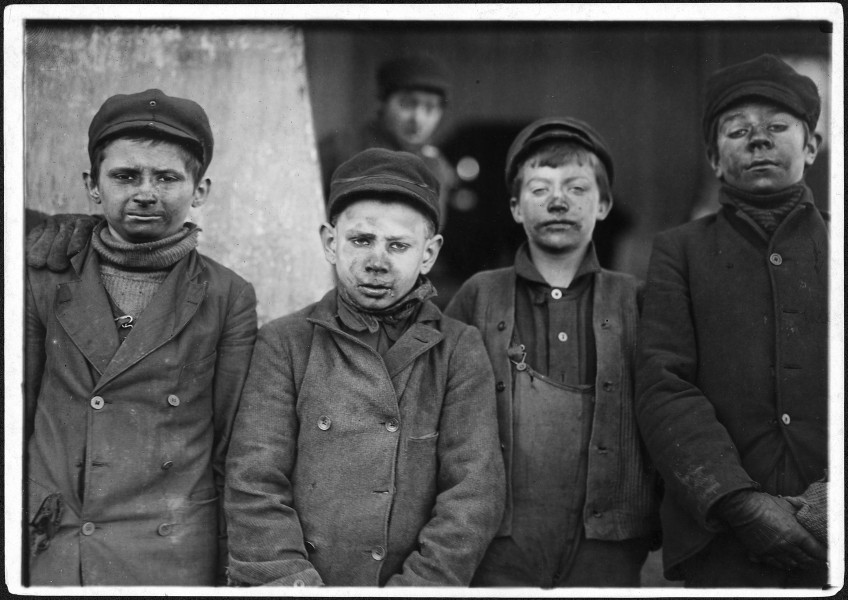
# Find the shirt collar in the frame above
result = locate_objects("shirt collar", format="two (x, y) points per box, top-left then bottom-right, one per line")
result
(515, 241), (601, 304)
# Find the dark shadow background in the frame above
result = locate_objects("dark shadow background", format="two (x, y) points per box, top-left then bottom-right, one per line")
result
(304, 21), (832, 305)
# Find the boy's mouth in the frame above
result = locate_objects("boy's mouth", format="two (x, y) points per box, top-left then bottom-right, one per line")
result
(540, 219), (579, 230)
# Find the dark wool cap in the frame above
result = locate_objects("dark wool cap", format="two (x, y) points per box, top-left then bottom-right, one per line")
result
(702, 54), (821, 142)
(377, 55), (450, 102)
(505, 117), (615, 188)
(328, 148), (441, 229)
(88, 89), (214, 171)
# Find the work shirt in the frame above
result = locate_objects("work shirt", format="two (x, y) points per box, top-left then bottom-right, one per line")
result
(513, 242), (600, 385)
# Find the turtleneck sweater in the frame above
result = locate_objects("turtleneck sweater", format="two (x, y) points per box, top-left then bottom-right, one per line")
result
(91, 221), (200, 318)
(720, 181), (807, 236)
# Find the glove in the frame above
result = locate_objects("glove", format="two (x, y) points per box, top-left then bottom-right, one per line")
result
(716, 490), (827, 571)
(26, 213), (102, 272)
(784, 481), (828, 545)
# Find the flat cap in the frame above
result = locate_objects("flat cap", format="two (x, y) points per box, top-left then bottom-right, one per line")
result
(328, 148), (441, 229)
(505, 117), (615, 188)
(702, 53), (821, 142)
(377, 55), (450, 102)
(88, 88), (214, 171)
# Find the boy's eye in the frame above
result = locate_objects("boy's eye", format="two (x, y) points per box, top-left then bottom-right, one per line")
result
(530, 187), (548, 196)
(351, 238), (370, 247)
(570, 186), (585, 194)
(768, 123), (788, 132)
(113, 172), (135, 181)
(726, 127), (748, 139)
(389, 242), (409, 251)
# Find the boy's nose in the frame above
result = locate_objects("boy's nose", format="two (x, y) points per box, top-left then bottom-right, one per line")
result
(549, 190), (569, 211)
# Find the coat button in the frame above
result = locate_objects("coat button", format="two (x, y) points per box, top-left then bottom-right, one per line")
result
(293, 580), (305, 587)
(557, 332), (568, 342)
(318, 416), (331, 431)
(149, 100), (157, 107)
(158, 523), (173, 536)
(161, 460), (174, 470)
(497, 321), (506, 331)
(371, 545), (386, 561)
(781, 413), (791, 425)
(167, 394), (180, 407)
(496, 381), (506, 392)
(81, 522), (96, 535)
(769, 253), (783, 266)
(551, 289), (563, 300)
(593, 511), (603, 518)
(386, 418), (400, 432)
(90, 396), (105, 410)
(602, 381), (615, 392)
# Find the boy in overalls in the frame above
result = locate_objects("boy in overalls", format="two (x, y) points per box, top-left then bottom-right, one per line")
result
(446, 117), (659, 587)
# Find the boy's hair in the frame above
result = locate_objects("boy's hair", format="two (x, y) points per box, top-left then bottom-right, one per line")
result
(89, 131), (205, 186)
(329, 195), (437, 238)
(510, 140), (612, 205)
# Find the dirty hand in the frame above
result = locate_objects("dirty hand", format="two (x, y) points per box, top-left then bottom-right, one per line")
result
(27, 214), (101, 271)
(717, 490), (827, 570)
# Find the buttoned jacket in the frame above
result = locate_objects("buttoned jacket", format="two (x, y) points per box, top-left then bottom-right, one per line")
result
(445, 267), (660, 542)
(224, 290), (505, 587)
(25, 241), (257, 586)
(635, 188), (829, 577)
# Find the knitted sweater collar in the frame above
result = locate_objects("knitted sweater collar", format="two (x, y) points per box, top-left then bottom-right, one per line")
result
(719, 181), (807, 234)
(91, 220), (200, 270)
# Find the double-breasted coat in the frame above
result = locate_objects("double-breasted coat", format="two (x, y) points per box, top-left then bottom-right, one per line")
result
(25, 242), (257, 586)
(636, 187), (829, 578)
(224, 290), (505, 587)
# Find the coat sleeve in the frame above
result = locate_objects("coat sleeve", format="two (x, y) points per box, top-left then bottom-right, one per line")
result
(635, 231), (756, 529)
(25, 273), (47, 441)
(385, 325), (505, 586)
(211, 280), (258, 582)
(224, 321), (324, 587)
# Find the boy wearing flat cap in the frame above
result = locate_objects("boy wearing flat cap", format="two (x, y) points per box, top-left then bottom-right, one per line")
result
(318, 55), (458, 230)
(224, 148), (504, 587)
(445, 117), (660, 587)
(25, 89), (257, 586)
(636, 54), (829, 587)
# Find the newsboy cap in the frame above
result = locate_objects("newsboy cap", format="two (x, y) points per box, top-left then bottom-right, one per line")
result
(328, 148), (441, 229)
(88, 89), (214, 172)
(702, 54), (821, 142)
(505, 117), (615, 188)
(377, 55), (451, 102)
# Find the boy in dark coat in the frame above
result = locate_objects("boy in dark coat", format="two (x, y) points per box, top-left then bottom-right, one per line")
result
(224, 148), (505, 587)
(25, 89), (257, 586)
(636, 54), (829, 587)
(445, 118), (660, 587)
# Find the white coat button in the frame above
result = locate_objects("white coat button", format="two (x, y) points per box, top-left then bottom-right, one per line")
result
(551, 289), (563, 300)
(769, 253), (783, 266)
(90, 396), (105, 410)
(386, 418), (400, 432)
(371, 545), (386, 561)
(81, 522), (96, 535)
(318, 416), (331, 431)
(167, 394), (180, 407)
(557, 332), (568, 342)
(781, 413), (791, 425)
(158, 523), (173, 536)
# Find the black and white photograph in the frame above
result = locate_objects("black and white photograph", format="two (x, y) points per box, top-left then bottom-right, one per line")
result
(4, 3), (843, 596)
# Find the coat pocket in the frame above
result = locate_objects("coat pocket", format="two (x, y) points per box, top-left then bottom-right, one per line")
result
(178, 352), (217, 400)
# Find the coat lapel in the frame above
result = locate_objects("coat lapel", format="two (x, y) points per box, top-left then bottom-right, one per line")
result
(55, 249), (121, 377)
(383, 303), (443, 399)
(93, 252), (207, 392)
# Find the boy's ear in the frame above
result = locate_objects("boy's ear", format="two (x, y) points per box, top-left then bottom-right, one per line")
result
(191, 178), (212, 208)
(83, 171), (101, 203)
(509, 196), (523, 224)
(804, 132), (822, 167)
(419, 234), (444, 276)
(596, 193), (613, 222)
(319, 222), (338, 265)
